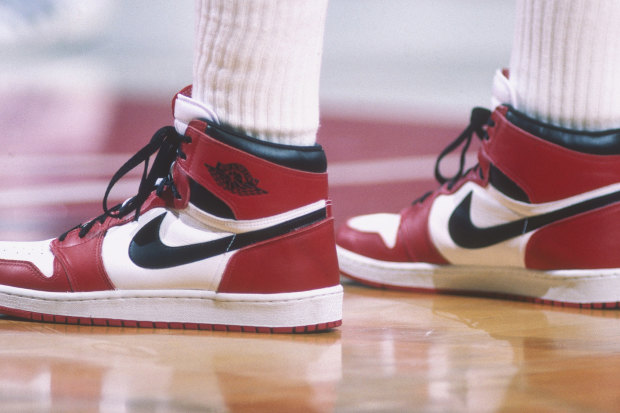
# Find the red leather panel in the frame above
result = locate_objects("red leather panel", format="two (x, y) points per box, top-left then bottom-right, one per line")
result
(51, 231), (115, 293)
(217, 219), (339, 294)
(484, 108), (620, 203)
(399, 199), (450, 265)
(178, 121), (328, 220)
(525, 203), (620, 270)
(0, 258), (71, 292)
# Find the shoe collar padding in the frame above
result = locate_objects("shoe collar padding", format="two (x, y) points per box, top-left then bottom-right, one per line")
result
(491, 68), (518, 111)
(172, 85), (220, 136)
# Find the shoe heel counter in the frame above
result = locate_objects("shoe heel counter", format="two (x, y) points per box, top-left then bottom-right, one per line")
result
(217, 218), (340, 294)
(526, 203), (620, 270)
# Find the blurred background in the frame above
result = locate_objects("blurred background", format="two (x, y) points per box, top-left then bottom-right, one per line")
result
(0, 0), (514, 238)
(1, 0), (514, 116)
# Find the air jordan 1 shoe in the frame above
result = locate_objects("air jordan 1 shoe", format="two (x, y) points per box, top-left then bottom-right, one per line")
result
(337, 71), (620, 308)
(0, 86), (343, 331)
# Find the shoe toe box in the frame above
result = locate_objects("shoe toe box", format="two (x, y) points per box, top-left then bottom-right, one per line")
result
(0, 240), (71, 292)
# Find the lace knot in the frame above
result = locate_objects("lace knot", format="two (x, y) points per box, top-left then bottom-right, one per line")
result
(59, 126), (188, 241)
(414, 107), (491, 204)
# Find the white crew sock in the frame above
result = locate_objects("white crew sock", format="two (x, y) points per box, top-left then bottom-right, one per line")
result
(192, 0), (327, 146)
(509, 0), (620, 131)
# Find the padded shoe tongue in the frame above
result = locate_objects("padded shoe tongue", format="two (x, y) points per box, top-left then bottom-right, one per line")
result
(491, 68), (518, 110)
(172, 86), (219, 135)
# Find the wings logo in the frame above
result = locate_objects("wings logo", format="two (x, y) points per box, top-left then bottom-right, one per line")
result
(205, 162), (268, 196)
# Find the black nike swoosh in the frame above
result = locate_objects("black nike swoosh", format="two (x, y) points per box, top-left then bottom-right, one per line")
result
(448, 190), (620, 249)
(129, 208), (326, 269)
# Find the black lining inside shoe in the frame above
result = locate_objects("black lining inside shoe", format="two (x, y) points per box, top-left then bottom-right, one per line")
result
(488, 163), (530, 203)
(505, 105), (620, 155)
(202, 121), (328, 173)
(189, 178), (235, 219)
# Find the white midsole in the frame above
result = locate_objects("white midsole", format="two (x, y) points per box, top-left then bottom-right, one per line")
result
(0, 284), (343, 327)
(337, 246), (620, 304)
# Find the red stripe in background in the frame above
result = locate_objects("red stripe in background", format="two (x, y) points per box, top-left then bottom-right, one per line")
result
(0, 96), (465, 239)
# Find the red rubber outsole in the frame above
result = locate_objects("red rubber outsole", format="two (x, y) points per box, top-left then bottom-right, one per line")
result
(0, 305), (342, 333)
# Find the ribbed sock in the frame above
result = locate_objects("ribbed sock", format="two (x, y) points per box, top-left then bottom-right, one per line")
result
(192, 0), (328, 146)
(509, 0), (620, 130)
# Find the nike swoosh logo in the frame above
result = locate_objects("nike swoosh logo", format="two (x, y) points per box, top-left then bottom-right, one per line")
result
(129, 208), (326, 269)
(448, 190), (620, 249)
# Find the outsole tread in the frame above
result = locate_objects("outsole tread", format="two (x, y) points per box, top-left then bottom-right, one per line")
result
(0, 305), (342, 333)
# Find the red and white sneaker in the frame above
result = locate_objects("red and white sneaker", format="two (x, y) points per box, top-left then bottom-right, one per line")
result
(337, 71), (620, 308)
(0, 86), (342, 332)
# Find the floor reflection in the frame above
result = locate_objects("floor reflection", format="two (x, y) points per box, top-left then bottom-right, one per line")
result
(338, 282), (620, 412)
(0, 320), (342, 412)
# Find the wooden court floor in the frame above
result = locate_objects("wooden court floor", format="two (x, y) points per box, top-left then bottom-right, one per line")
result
(1, 283), (620, 412)
(1, 92), (620, 412)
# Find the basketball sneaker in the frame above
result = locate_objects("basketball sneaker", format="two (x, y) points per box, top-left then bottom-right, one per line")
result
(0, 86), (343, 332)
(337, 70), (620, 308)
